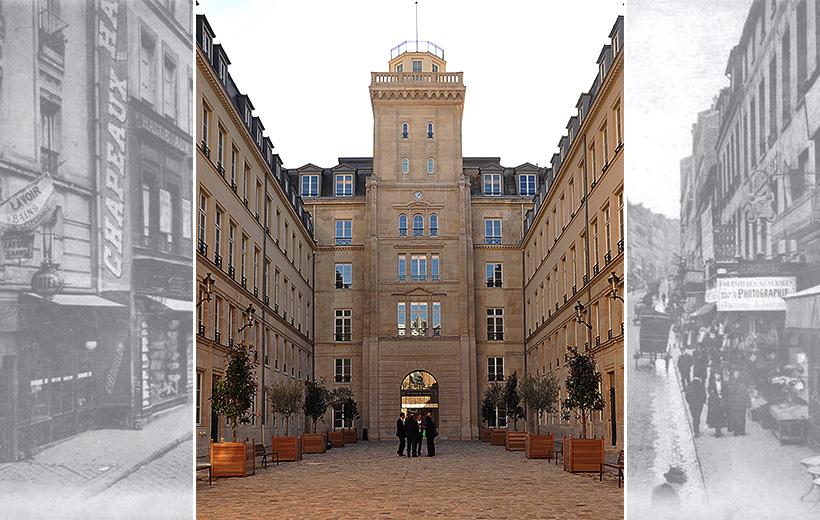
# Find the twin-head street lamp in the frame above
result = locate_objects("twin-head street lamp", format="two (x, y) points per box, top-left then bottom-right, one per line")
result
(608, 271), (624, 302)
(196, 273), (215, 307)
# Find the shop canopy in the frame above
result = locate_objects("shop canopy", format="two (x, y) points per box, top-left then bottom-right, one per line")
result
(688, 302), (716, 318)
(145, 295), (193, 312)
(783, 284), (820, 330)
(23, 292), (124, 307)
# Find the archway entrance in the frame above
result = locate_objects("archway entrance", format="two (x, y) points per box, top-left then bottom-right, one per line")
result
(400, 371), (438, 426)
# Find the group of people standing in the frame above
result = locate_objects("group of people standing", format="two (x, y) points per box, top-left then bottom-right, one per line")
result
(396, 412), (438, 457)
(678, 343), (751, 437)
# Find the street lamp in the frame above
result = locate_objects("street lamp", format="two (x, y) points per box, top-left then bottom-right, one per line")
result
(608, 271), (624, 302)
(197, 273), (215, 307)
(238, 304), (256, 334)
(574, 301), (592, 330)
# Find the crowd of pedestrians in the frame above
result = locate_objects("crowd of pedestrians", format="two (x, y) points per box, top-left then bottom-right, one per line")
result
(395, 412), (438, 457)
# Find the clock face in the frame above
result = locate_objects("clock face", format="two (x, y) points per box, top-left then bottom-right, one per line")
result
(414, 191), (422, 200)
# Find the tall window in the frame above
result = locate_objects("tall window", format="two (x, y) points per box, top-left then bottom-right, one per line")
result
(412, 214), (424, 236)
(335, 220), (352, 245)
(589, 142), (597, 183)
(228, 222), (236, 270)
(486, 263), (503, 288)
(432, 302), (441, 336)
(782, 27), (791, 122)
(162, 56), (177, 119)
(399, 214), (408, 236)
(483, 173), (502, 196)
(334, 359), (351, 383)
(401, 121), (409, 139)
(301, 175), (319, 197)
(487, 309), (504, 340)
(426, 122), (434, 138)
(488, 357), (504, 381)
(201, 102), (210, 149)
(431, 254), (440, 281)
(230, 147), (237, 186)
(617, 191), (624, 245)
(335, 309), (352, 341)
(798, 0), (807, 86)
(427, 158), (435, 175)
(410, 302), (428, 335)
(412, 60), (422, 72)
(592, 219), (600, 269)
(140, 31), (156, 104)
(143, 184), (151, 236)
(485, 219), (502, 244)
(397, 302), (407, 335)
(217, 127), (225, 169)
(615, 102), (622, 146)
(253, 248), (259, 290)
(335, 174), (353, 196)
(603, 204), (611, 255)
(402, 158), (409, 175)
(214, 207), (223, 261)
(196, 372), (202, 425)
(411, 254), (427, 281)
(335, 263), (352, 289)
(333, 405), (352, 429)
(519, 174), (537, 196)
(243, 165), (249, 203)
(397, 254), (407, 281)
(429, 214), (439, 236)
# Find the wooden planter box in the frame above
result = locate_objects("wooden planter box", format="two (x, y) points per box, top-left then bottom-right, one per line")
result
(342, 428), (358, 443)
(328, 430), (345, 448)
(271, 435), (303, 462)
(302, 432), (327, 454)
(210, 441), (255, 478)
(564, 437), (604, 472)
(505, 431), (527, 451)
(525, 433), (553, 459)
(480, 428), (492, 442)
(490, 429), (507, 446)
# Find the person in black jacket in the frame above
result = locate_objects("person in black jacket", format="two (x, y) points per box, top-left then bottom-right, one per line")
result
(425, 412), (438, 456)
(684, 376), (707, 436)
(396, 412), (406, 457)
(405, 413), (419, 457)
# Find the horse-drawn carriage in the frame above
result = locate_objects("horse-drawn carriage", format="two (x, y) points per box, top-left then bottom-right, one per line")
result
(633, 309), (672, 370)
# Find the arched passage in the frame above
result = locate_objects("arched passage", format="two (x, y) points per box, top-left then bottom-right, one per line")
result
(400, 370), (438, 426)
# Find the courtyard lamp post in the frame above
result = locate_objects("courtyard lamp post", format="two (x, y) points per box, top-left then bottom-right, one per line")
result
(574, 301), (593, 331)
(197, 273), (215, 307)
(607, 272), (624, 302)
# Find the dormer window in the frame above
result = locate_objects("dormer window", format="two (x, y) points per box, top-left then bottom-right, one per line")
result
(432, 63), (439, 73)
(401, 121), (409, 139)
(202, 32), (212, 59)
(426, 122), (434, 139)
(335, 174), (353, 197)
(412, 60), (422, 72)
(612, 32), (620, 56)
(600, 60), (607, 81)
(219, 60), (227, 82)
(256, 128), (262, 146)
(402, 158), (409, 175)
(396, 63), (403, 73)
(244, 107), (251, 128)
(301, 175), (319, 197)
(483, 174), (502, 196)
(519, 174), (537, 196)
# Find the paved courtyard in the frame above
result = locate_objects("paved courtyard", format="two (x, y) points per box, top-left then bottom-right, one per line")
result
(197, 440), (623, 519)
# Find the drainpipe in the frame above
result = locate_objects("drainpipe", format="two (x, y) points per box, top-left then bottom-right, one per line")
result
(581, 134), (593, 439)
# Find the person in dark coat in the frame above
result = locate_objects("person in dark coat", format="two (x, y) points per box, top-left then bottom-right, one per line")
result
(424, 412), (438, 456)
(413, 415), (423, 456)
(726, 371), (751, 436)
(405, 413), (419, 457)
(692, 347), (708, 388)
(677, 350), (693, 389)
(706, 372), (727, 437)
(396, 412), (407, 456)
(651, 466), (687, 510)
(685, 376), (707, 436)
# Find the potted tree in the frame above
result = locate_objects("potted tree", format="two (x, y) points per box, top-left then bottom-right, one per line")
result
(331, 387), (360, 443)
(302, 379), (330, 454)
(268, 379), (305, 461)
(520, 372), (559, 459)
(503, 371), (527, 451)
(209, 342), (257, 477)
(480, 386), (498, 442)
(562, 346), (606, 472)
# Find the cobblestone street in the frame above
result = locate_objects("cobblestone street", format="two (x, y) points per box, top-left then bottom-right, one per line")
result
(196, 440), (623, 519)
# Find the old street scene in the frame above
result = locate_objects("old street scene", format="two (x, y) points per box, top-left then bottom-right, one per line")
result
(628, 1), (820, 518)
(195, 3), (623, 518)
(0, 1), (194, 518)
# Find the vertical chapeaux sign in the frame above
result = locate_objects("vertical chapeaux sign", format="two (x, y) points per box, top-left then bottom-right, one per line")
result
(98, 0), (129, 291)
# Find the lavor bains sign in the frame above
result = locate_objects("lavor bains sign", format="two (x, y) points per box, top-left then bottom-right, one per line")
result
(0, 174), (56, 232)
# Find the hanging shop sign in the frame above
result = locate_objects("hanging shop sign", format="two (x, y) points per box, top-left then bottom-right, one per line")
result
(0, 175), (56, 232)
(744, 169), (776, 222)
(30, 261), (65, 299)
(2, 232), (35, 261)
(97, 0), (130, 291)
(716, 276), (796, 312)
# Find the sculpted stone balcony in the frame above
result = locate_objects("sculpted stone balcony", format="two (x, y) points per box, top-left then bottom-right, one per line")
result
(371, 71), (463, 86)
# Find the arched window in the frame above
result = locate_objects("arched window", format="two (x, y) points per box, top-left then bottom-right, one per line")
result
(401, 157), (409, 174)
(399, 214), (408, 236)
(412, 214), (424, 236)
(427, 158), (435, 175)
(426, 122), (434, 139)
(429, 213), (438, 236)
(401, 122), (409, 139)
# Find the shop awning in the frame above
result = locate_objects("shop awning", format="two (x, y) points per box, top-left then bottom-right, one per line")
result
(689, 302), (716, 318)
(23, 293), (125, 307)
(783, 284), (820, 330)
(146, 295), (193, 312)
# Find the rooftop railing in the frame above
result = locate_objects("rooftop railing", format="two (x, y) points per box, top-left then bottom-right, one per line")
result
(371, 71), (463, 85)
(390, 40), (445, 60)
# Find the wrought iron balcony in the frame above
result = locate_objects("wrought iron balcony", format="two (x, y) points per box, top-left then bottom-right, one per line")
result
(411, 274), (426, 282)
(605, 251), (612, 265)
(413, 229), (424, 237)
(335, 375), (352, 384)
(593, 263), (600, 275)
(253, 286), (258, 297)
(214, 331), (221, 344)
(617, 239), (624, 254)
(200, 140), (210, 157)
(264, 295), (269, 306)
(197, 240), (208, 256)
(487, 279), (502, 288)
(231, 181), (237, 193)
(335, 238), (352, 246)
(430, 228), (438, 237)
(228, 265), (235, 279)
(241, 276), (247, 288)
(335, 333), (352, 342)
(485, 237), (502, 245)
(214, 254), (222, 269)
(40, 147), (59, 174)
(198, 323), (205, 336)
(488, 331), (504, 341)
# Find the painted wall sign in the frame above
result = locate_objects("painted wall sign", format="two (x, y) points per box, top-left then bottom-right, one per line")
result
(98, 0), (130, 291)
(0, 175), (56, 232)
(716, 276), (796, 311)
(2, 232), (35, 261)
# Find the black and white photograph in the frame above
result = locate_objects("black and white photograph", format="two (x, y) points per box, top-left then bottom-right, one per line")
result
(628, 0), (820, 518)
(0, 0), (194, 518)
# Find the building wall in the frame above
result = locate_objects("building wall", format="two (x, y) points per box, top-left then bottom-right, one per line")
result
(195, 22), (314, 454)
(523, 18), (624, 452)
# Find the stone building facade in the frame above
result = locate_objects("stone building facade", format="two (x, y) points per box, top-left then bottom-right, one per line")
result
(195, 15), (315, 454)
(522, 16), (624, 452)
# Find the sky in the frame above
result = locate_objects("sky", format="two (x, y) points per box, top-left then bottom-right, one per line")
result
(627, 0), (754, 218)
(198, 0), (624, 170)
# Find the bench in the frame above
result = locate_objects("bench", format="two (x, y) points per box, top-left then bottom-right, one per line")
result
(196, 455), (212, 485)
(255, 443), (279, 469)
(552, 438), (563, 466)
(600, 449), (624, 488)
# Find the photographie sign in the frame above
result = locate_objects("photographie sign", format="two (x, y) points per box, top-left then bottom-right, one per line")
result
(98, 0), (130, 291)
(0, 175), (56, 232)
(716, 276), (796, 311)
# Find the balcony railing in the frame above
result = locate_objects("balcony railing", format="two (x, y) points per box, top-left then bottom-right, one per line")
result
(335, 333), (352, 342)
(197, 240), (208, 256)
(335, 238), (352, 246)
(389, 40), (445, 60)
(413, 229), (424, 237)
(411, 274), (426, 282)
(38, 8), (67, 57)
(487, 374), (505, 382)
(485, 237), (502, 245)
(487, 279), (502, 288)
(488, 331), (504, 341)
(335, 375), (352, 384)
(41, 147), (59, 174)
(372, 71), (463, 85)
(335, 281), (352, 289)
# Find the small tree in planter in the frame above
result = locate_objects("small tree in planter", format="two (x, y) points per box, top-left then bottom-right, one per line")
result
(562, 346), (606, 472)
(330, 387), (360, 442)
(502, 371), (525, 431)
(209, 343), (257, 477)
(304, 378), (330, 433)
(268, 380), (305, 461)
(520, 372), (560, 459)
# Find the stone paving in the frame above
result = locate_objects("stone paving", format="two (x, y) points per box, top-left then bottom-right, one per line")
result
(197, 440), (623, 519)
